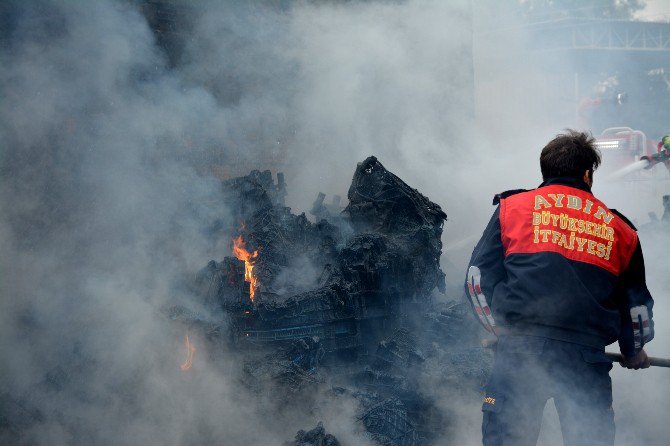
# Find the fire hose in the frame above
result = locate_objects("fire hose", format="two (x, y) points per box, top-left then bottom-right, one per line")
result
(481, 339), (670, 368)
(608, 148), (670, 180)
(604, 352), (670, 368)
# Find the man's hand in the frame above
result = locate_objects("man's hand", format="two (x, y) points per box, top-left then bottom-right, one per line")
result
(621, 349), (651, 369)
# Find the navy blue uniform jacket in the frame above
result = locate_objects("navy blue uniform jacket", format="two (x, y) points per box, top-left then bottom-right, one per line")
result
(465, 177), (654, 356)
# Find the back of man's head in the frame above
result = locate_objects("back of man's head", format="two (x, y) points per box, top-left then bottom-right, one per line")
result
(540, 130), (601, 182)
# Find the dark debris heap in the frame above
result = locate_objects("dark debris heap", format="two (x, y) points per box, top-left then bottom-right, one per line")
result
(183, 156), (489, 445)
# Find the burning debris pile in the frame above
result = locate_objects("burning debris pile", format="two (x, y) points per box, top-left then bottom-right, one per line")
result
(192, 157), (448, 355)
(178, 156), (490, 445)
(0, 156), (488, 445)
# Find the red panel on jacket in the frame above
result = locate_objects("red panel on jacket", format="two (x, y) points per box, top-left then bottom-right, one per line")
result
(500, 185), (638, 276)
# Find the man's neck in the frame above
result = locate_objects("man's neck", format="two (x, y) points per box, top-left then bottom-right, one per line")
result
(539, 177), (592, 193)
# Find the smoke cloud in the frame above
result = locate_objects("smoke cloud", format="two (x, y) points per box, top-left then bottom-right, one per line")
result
(1, 0), (668, 445)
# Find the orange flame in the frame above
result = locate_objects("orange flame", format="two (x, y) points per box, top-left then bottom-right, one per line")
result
(232, 235), (259, 301)
(180, 334), (196, 371)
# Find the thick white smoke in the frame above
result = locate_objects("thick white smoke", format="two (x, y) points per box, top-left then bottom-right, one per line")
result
(1, 0), (668, 445)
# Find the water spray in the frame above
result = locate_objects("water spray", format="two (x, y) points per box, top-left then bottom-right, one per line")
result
(607, 149), (670, 181)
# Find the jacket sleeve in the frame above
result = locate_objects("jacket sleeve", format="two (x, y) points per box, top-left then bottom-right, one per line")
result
(464, 206), (507, 333)
(616, 240), (655, 357)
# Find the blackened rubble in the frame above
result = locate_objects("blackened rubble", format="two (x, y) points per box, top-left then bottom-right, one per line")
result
(284, 421), (341, 446)
(182, 156), (489, 445)
(200, 157), (448, 351)
(243, 337), (325, 395)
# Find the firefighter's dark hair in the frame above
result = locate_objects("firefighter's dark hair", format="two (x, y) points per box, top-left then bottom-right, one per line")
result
(540, 130), (601, 181)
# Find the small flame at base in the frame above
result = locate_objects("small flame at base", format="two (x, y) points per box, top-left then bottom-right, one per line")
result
(180, 334), (196, 371)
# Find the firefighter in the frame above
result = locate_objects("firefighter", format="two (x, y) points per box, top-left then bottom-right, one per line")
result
(659, 134), (670, 151)
(465, 130), (655, 446)
(658, 133), (670, 166)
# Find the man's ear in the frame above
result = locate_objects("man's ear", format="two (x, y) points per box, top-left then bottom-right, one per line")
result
(583, 169), (593, 186)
